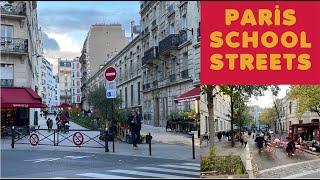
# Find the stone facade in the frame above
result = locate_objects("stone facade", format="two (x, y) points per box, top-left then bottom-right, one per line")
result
(79, 24), (127, 110)
(71, 57), (81, 106)
(278, 95), (320, 133)
(0, 1), (43, 126)
(58, 58), (72, 104)
(140, 1), (200, 127)
(200, 87), (231, 135)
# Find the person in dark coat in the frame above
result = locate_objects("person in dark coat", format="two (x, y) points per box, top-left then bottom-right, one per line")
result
(217, 132), (223, 142)
(128, 110), (141, 149)
(136, 108), (143, 143)
(255, 133), (266, 153)
(286, 139), (296, 157)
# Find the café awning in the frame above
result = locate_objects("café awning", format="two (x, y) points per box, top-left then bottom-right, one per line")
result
(174, 86), (200, 103)
(1, 87), (46, 108)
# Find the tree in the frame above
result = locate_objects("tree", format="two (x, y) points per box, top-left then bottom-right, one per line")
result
(259, 108), (276, 130)
(87, 86), (122, 129)
(201, 85), (217, 146)
(219, 85), (271, 147)
(288, 85), (320, 118)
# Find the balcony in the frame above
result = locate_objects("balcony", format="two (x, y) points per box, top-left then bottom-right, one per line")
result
(141, 26), (149, 39)
(181, 70), (189, 79)
(142, 46), (158, 66)
(0, 2), (26, 18)
(143, 83), (151, 90)
(169, 74), (176, 82)
(158, 34), (180, 55)
(1, 37), (28, 54)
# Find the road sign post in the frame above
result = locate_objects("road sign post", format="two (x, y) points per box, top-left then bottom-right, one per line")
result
(104, 67), (117, 139)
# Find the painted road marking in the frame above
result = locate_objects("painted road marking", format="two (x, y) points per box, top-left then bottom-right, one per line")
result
(181, 163), (200, 167)
(158, 164), (200, 171)
(136, 166), (199, 176)
(258, 159), (320, 174)
(281, 169), (320, 179)
(24, 158), (61, 163)
(77, 173), (134, 179)
(64, 155), (94, 159)
(108, 169), (190, 178)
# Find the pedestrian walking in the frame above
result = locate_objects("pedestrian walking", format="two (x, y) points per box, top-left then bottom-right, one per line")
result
(128, 110), (141, 150)
(136, 108), (143, 143)
(286, 139), (296, 157)
(242, 133), (249, 147)
(217, 132), (222, 142)
(48, 118), (53, 132)
(46, 117), (50, 131)
(255, 133), (266, 153)
(222, 131), (225, 137)
(239, 132), (244, 146)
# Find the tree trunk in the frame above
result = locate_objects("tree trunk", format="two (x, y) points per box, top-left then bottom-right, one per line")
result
(231, 95), (235, 147)
(206, 85), (216, 146)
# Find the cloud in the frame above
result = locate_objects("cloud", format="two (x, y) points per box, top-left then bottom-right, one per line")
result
(38, 8), (140, 36)
(42, 31), (60, 51)
(46, 32), (82, 53)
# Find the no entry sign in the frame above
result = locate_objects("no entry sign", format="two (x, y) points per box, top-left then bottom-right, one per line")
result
(104, 67), (117, 81)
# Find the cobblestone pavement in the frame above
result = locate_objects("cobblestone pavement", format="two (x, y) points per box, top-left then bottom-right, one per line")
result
(246, 134), (320, 178)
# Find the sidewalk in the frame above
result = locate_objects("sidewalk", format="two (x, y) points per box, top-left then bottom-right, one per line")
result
(1, 115), (199, 161)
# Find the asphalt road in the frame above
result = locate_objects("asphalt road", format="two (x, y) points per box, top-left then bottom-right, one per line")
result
(1, 149), (200, 178)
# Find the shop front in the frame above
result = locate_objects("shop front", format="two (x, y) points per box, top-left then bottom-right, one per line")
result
(289, 121), (320, 142)
(1, 87), (46, 128)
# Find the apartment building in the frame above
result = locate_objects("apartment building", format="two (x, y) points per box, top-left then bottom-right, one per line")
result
(58, 58), (72, 104)
(1, 1), (44, 127)
(71, 57), (81, 107)
(79, 24), (127, 110)
(278, 95), (320, 133)
(200, 87), (231, 136)
(39, 58), (59, 112)
(140, 1), (200, 127)
(85, 35), (143, 112)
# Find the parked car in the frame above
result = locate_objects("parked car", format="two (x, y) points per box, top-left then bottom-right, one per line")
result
(269, 129), (274, 134)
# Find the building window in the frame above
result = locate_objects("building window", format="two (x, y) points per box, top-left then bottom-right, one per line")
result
(1, 24), (13, 39)
(0, 64), (14, 86)
(125, 87), (128, 108)
(131, 84), (134, 106)
(77, 81), (80, 86)
(181, 15), (187, 29)
(169, 23), (175, 34)
(137, 82), (141, 105)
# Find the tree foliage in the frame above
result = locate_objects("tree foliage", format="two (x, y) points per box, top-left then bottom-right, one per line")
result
(288, 85), (320, 118)
(87, 86), (122, 124)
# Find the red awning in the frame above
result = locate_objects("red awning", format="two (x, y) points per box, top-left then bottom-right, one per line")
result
(54, 103), (72, 109)
(174, 87), (200, 103)
(1, 87), (46, 108)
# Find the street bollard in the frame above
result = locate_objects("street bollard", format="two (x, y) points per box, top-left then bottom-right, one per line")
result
(112, 134), (115, 152)
(11, 126), (15, 149)
(105, 129), (109, 152)
(192, 134), (195, 160)
(53, 130), (56, 146)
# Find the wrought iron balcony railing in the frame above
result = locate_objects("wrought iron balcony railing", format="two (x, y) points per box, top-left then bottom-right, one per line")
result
(0, 2), (26, 16)
(142, 46), (158, 65)
(0, 37), (28, 53)
(158, 34), (180, 55)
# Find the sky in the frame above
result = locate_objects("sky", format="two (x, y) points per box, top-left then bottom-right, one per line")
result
(37, 1), (140, 73)
(248, 85), (290, 108)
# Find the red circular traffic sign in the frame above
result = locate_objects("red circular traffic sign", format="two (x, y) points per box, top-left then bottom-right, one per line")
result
(104, 67), (117, 81)
(73, 132), (84, 146)
(29, 133), (39, 146)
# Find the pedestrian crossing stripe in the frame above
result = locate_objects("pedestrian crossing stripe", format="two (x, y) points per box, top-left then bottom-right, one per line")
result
(77, 173), (134, 179)
(108, 169), (189, 178)
(136, 167), (199, 176)
(158, 164), (200, 170)
(76, 163), (200, 179)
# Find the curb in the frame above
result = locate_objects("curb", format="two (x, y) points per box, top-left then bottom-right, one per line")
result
(245, 143), (255, 179)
